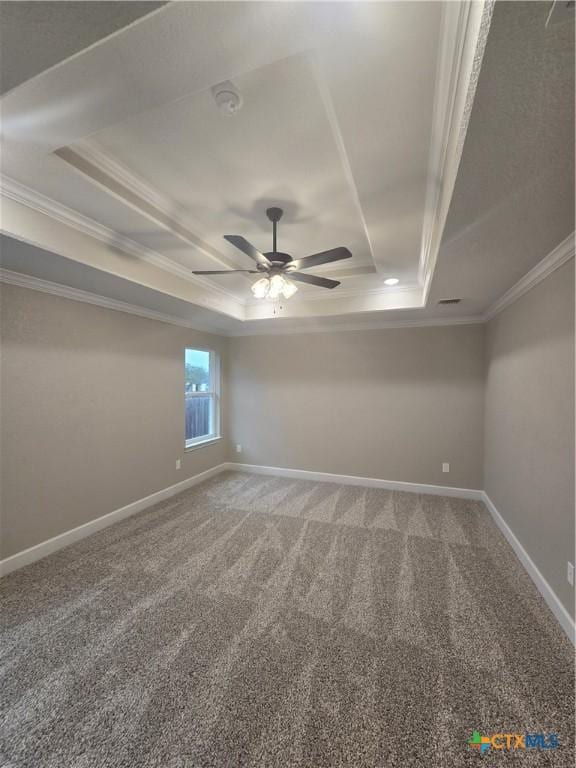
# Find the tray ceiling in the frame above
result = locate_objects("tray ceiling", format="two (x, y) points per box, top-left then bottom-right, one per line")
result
(4, 1), (570, 333)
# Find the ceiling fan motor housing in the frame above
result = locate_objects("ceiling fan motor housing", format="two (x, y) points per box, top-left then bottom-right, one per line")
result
(262, 251), (293, 269)
(266, 207), (283, 223)
(194, 204), (348, 290)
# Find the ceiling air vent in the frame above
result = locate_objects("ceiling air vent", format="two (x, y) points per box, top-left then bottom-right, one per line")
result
(438, 298), (461, 305)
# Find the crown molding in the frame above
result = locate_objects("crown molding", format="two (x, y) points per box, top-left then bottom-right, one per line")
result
(0, 175), (243, 306)
(0, 268), (227, 335)
(71, 139), (176, 216)
(483, 233), (575, 321)
(1, 268), (484, 337)
(419, 0), (494, 299)
(71, 140), (247, 276)
(54, 143), (245, 275)
(0, 176), (422, 312)
(228, 315), (484, 337)
(0, 182), (575, 336)
(58, 142), (398, 304)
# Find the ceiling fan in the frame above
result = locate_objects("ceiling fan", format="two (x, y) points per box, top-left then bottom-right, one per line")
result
(192, 207), (352, 299)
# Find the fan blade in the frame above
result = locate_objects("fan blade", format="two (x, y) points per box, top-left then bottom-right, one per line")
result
(289, 272), (340, 289)
(224, 235), (272, 267)
(289, 247), (352, 271)
(192, 270), (259, 274)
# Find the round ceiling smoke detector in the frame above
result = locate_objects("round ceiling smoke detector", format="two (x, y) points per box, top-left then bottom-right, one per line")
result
(211, 81), (243, 116)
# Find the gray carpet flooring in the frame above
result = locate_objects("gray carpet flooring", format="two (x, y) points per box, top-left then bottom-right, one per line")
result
(1, 471), (574, 767)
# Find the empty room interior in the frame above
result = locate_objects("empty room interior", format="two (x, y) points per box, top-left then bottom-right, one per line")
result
(0, 1), (575, 765)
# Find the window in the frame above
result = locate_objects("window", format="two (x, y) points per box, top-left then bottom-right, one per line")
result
(185, 348), (220, 449)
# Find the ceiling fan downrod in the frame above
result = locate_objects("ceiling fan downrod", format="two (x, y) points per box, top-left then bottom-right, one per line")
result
(192, 205), (352, 293)
(266, 206), (283, 254)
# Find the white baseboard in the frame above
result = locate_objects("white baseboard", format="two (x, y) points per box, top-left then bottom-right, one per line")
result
(227, 463), (574, 644)
(0, 463), (228, 577)
(3, 462), (572, 646)
(226, 462), (484, 500)
(482, 492), (575, 646)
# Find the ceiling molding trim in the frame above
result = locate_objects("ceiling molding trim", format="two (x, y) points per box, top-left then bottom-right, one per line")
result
(0, 268), (225, 335)
(70, 140), (188, 224)
(229, 315), (484, 338)
(0, 175), (243, 306)
(310, 54), (376, 271)
(5, 183), (570, 331)
(483, 233), (575, 322)
(0, 177), (421, 312)
(419, 0), (495, 299)
(0, 268), (483, 338)
(54, 143), (245, 274)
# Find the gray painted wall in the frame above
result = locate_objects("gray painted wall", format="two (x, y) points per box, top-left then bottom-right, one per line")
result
(0, 284), (228, 559)
(3, 267), (574, 631)
(228, 325), (485, 489)
(484, 259), (575, 619)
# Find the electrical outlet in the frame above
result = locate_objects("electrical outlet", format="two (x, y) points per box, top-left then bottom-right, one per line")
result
(567, 562), (574, 587)
(176, 459), (181, 470)
(442, 462), (450, 473)
(236, 444), (242, 454)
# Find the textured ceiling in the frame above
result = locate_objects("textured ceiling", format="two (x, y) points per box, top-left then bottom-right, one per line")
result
(1, 0), (443, 308)
(1, 1), (573, 333)
(0, 1), (166, 95)
(430, 0), (575, 313)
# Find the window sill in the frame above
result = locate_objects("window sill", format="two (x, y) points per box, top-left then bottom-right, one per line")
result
(185, 436), (222, 453)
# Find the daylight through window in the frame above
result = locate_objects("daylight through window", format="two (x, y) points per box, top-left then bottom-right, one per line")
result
(185, 348), (219, 448)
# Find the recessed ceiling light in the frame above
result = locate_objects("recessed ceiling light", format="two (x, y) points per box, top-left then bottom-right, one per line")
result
(384, 277), (399, 286)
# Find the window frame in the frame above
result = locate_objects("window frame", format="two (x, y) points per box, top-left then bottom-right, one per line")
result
(184, 347), (221, 451)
